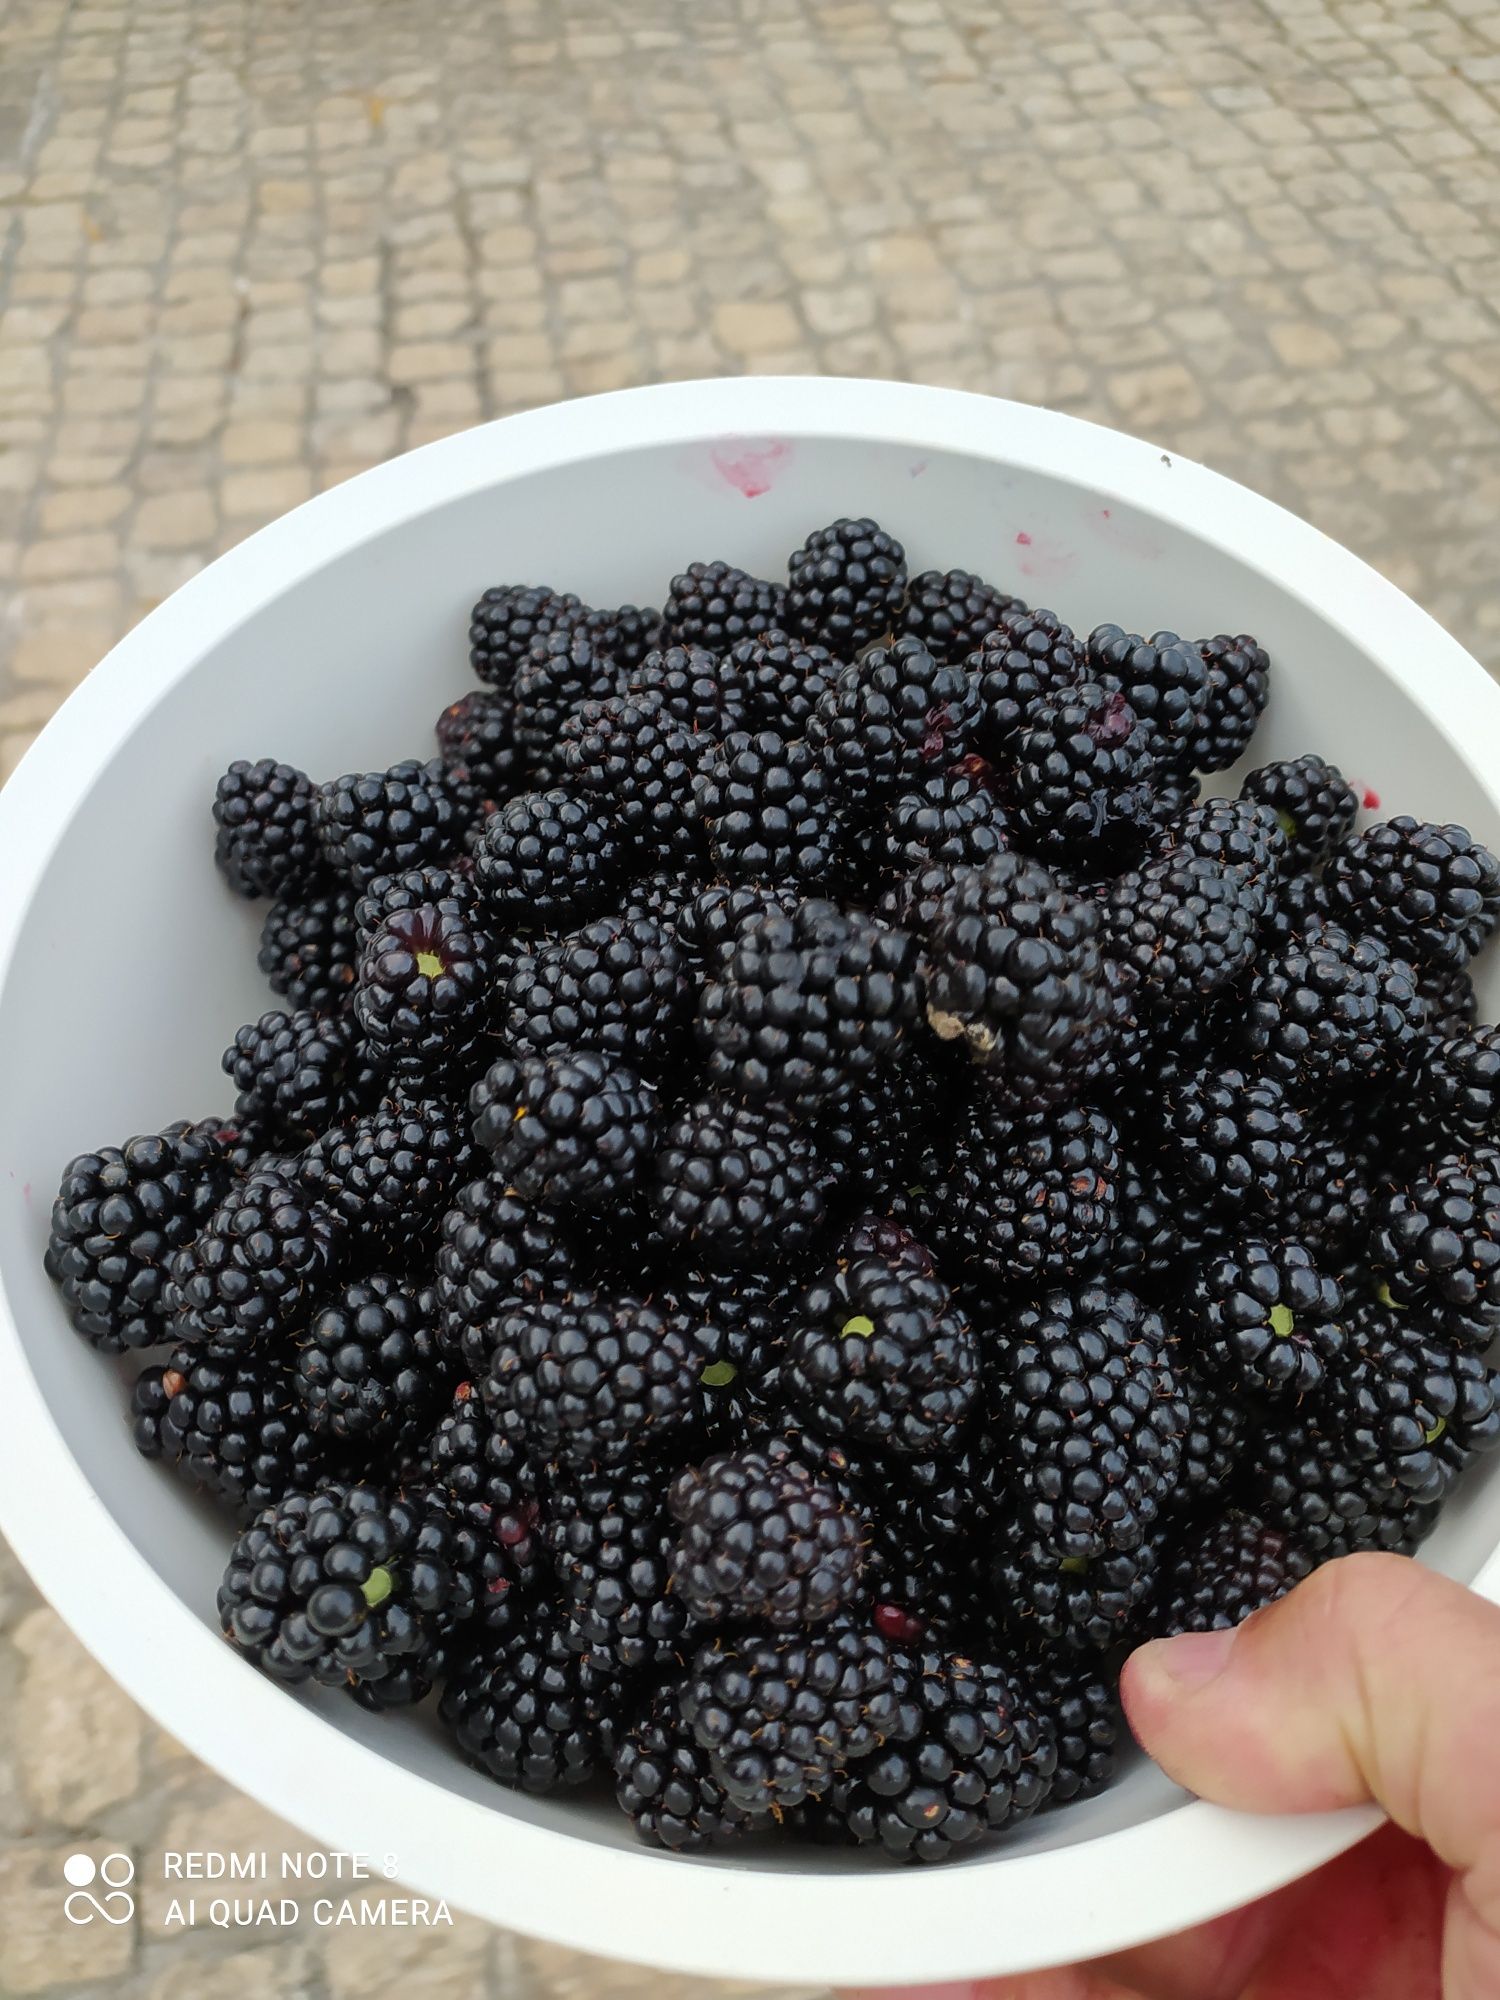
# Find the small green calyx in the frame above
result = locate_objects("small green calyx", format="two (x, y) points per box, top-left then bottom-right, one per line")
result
(1276, 809), (1298, 840)
(1426, 1417), (1447, 1445)
(1268, 1303), (1297, 1341)
(1376, 1282), (1404, 1311)
(842, 1314), (876, 1339)
(415, 950), (444, 979)
(700, 1360), (737, 1388)
(361, 1565), (394, 1609)
(1060, 1555), (1089, 1577)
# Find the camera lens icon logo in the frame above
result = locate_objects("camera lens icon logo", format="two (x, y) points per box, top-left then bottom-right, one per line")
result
(63, 1852), (135, 1925)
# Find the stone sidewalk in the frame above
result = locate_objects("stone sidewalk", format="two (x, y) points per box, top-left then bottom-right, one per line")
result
(4, 0), (1500, 1992)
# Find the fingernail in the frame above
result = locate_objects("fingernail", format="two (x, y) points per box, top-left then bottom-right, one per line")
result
(1143, 1625), (1239, 1688)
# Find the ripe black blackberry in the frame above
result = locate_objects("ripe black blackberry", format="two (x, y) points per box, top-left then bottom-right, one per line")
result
(695, 728), (843, 885)
(1021, 1655), (1118, 1807)
(808, 638), (980, 808)
(420, 1381), (547, 1598)
(46, 1123), (237, 1352)
(662, 559), (787, 651)
(434, 688), (525, 807)
(133, 1342), (323, 1516)
(1319, 1304), (1500, 1506)
(1368, 1145), (1500, 1349)
(1240, 754), (1357, 870)
(899, 567), (1020, 659)
(625, 642), (751, 735)
(351, 864), (478, 951)
(1112, 1156), (1232, 1296)
(1104, 854), (1262, 1013)
(941, 1101), (1121, 1288)
(480, 1291), (700, 1471)
(511, 628), (620, 758)
(223, 1008), (373, 1144)
(1153, 1513), (1313, 1637)
(1417, 960), (1478, 1038)
(725, 628), (841, 735)
(558, 689), (707, 867)
(1004, 682), (1160, 865)
(474, 788), (621, 931)
(298, 1096), (475, 1256)
(213, 758), (319, 899)
(674, 880), (803, 975)
(864, 1506), (981, 1645)
(696, 898), (923, 1112)
(1158, 1064), (1305, 1220)
(545, 1466), (688, 1669)
(1159, 797), (1287, 905)
(219, 1479), (472, 1700)
(680, 1617), (901, 1813)
(1085, 623), (1211, 774)
(614, 1688), (759, 1851)
(315, 759), (460, 891)
(922, 851), (1112, 1105)
(970, 604), (1087, 749)
(294, 1273), (446, 1450)
(1326, 816), (1500, 969)
(1240, 1410), (1441, 1560)
(470, 1049), (657, 1208)
(991, 1285), (1188, 1561)
(1194, 1239), (1346, 1401)
(817, 1043), (956, 1214)
(783, 1253), (980, 1458)
(1406, 1024), (1500, 1157)
(1261, 868), (1334, 952)
(168, 1165), (340, 1356)
(988, 1515), (1162, 1655)
(440, 1601), (625, 1791)
(1177, 1365), (1249, 1504)
(651, 1095), (834, 1268)
(469, 583), (585, 686)
(585, 601), (666, 674)
(258, 879), (361, 1015)
(669, 1445), (864, 1625)
(354, 902), (489, 1087)
(1289, 1112), (1378, 1258)
(785, 515), (908, 654)
(1186, 632), (1272, 772)
(1242, 919), (1425, 1095)
(500, 912), (692, 1071)
(870, 755), (1010, 877)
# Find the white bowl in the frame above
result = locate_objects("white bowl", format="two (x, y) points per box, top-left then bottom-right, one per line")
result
(2, 378), (1499, 1988)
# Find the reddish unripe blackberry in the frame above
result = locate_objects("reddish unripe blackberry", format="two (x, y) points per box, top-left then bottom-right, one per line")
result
(213, 757), (319, 899)
(785, 515), (908, 653)
(1326, 816), (1500, 969)
(1240, 754), (1357, 869)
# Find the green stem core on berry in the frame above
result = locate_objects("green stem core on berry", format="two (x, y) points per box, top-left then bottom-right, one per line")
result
(842, 1314), (876, 1339)
(1276, 809), (1297, 839)
(1060, 1555), (1088, 1576)
(700, 1360), (737, 1388)
(1376, 1282), (1403, 1310)
(1426, 1418), (1447, 1444)
(361, 1566), (394, 1608)
(416, 950), (444, 979)
(1268, 1303), (1297, 1341)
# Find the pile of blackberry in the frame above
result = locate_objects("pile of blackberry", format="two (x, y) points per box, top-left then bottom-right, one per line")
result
(49, 519), (1500, 1866)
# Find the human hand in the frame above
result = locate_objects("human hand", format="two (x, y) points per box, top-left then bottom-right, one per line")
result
(848, 1552), (1500, 2000)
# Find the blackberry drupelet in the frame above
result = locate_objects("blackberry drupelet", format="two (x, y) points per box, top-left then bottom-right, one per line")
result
(970, 605), (1087, 749)
(223, 1008), (373, 1144)
(298, 1096), (475, 1256)
(625, 642), (750, 735)
(696, 728), (843, 885)
(725, 628), (840, 736)
(651, 1095), (834, 1268)
(1407, 1025), (1500, 1156)
(669, 1446), (864, 1625)
(1103, 855), (1263, 1012)
(1025, 1655), (1118, 1805)
(474, 788), (621, 930)
(808, 637), (981, 809)
(872, 755), (1010, 877)
(46, 1123), (236, 1352)
(354, 901), (489, 1086)
(558, 689), (707, 866)
(468, 583), (584, 686)
(675, 880), (804, 974)
(614, 1689), (759, 1851)
(662, 559), (787, 651)
(440, 1601), (625, 1791)
(168, 1165), (340, 1356)
(258, 879), (361, 1014)
(696, 898), (923, 1112)
(988, 1515), (1162, 1655)
(941, 1101), (1121, 1287)
(434, 688), (525, 807)
(783, 1253), (980, 1458)
(1194, 1239), (1346, 1401)
(1003, 682), (1159, 865)
(1242, 919), (1425, 1095)
(294, 1272), (445, 1449)
(1187, 632), (1272, 773)
(545, 1466), (688, 1669)
(1367, 1145), (1500, 1349)
(899, 567), (1020, 659)
(315, 759), (460, 891)
(213, 758), (319, 899)
(1240, 754), (1357, 870)
(133, 1342), (323, 1516)
(785, 515), (908, 654)
(511, 628), (620, 759)
(1085, 624), (1211, 774)
(470, 1049), (657, 1207)
(480, 1291), (700, 1471)
(1153, 1512), (1313, 1637)
(1326, 816), (1500, 969)
(501, 912), (692, 1070)
(1158, 1064), (1305, 1220)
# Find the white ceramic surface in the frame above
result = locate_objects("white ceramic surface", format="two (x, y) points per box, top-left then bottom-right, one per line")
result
(1, 379), (1498, 1988)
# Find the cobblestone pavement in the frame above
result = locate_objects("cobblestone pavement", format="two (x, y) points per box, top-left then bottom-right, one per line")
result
(4, 0), (1500, 1991)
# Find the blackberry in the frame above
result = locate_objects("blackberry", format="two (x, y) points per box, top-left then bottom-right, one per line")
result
(420, 1381), (547, 1597)
(1178, 1364), (1248, 1504)
(1158, 1064), (1305, 1219)
(875, 860), (962, 938)
(168, 1166), (340, 1356)
(618, 870), (696, 935)
(614, 1688), (759, 1851)
(922, 851), (1111, 1105)
(675, 880), (803, 975)
(433, 1175), (576, 1367)
(970, 605), (1087, 749)
(501, 913), (691, 1071)
(585, 601), (665, 674)
(298, 1096), (475, 1256)
(441, 1602), (625, 1790)
(470, 1049), (657, 1207)
(668, 1263), (785, 1441)
(258, 879), (360, 1015)
(899, 567), (1019, 659)
(1290, 1112), (1378, 1257)
(1417, 960), (1478, 1039)
(864, 1510), (980, 1645)
(1159, 796), (1286, 903)
(474, 788), (621, 930)
(1193, 1239), (1346, 1400)
(988, 1515), (1161, 1654)
(294, 1273), (445, 1449)
(558, 690), (706, 867)
(1327, 816), (1500, 969)
(1406, 1025), (1500, 1156)
(941, 1101), (1121, 1288)
(132, 1342), (323, 1515)
(434, 688), (525, 806)
(46, 1123), (236, 1352)
(351, 864), (478, 952)
(1242, 919), (1425, 1095)
(354, 902), (489, 1086)
(1240, 1411), (1441, 1560)
(1319, 1305), (1500, 1505)
(662, 559), (786, 651)
(625, 643), (750, 735)
(1112, 1157), (1231, 1295)
(783, 1254), (979, 1458)
(315, 760), (460, 891)
(469, 583), (585, 686)
(1004, 682), (1159, 865)
(817, 1043), (957, 1211)
(479, 1292), (700, 1472)
(213, 758), (319, 899)
(1085, 624), (1211, 774)
(1240, 755), (1357, 869)
(785, 516), (908, 654)
(1186, 632), (1272, 773)
(219, 1479), (471, 1699)
(1367, 1145), (1500, 1349)
(696, 729), (843, 886)
(725, 629), (840, 735)
(990, 1284), (1187, 1561)
(680, 1618), (901, 1813)
(1026, 1655), (1118, 1805)
(1262, 868), (1334, 952)
(808, 638), (980, 808)
(511, 628), (620, 758)
(668, 1446), (864, 1626)
(1153, 1513), (1313, 1637)
(545, 1466), (688, 1669)
(871, 756), (1010, 878)
(651, 1096), (833, 1268)
(1103, 855), (1266, 1012)
(223, 1009), (372, 1144)
(697, 899), (923, 1112)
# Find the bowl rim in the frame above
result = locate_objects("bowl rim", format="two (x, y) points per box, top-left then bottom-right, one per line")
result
(2, 375), (1498, 1985)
